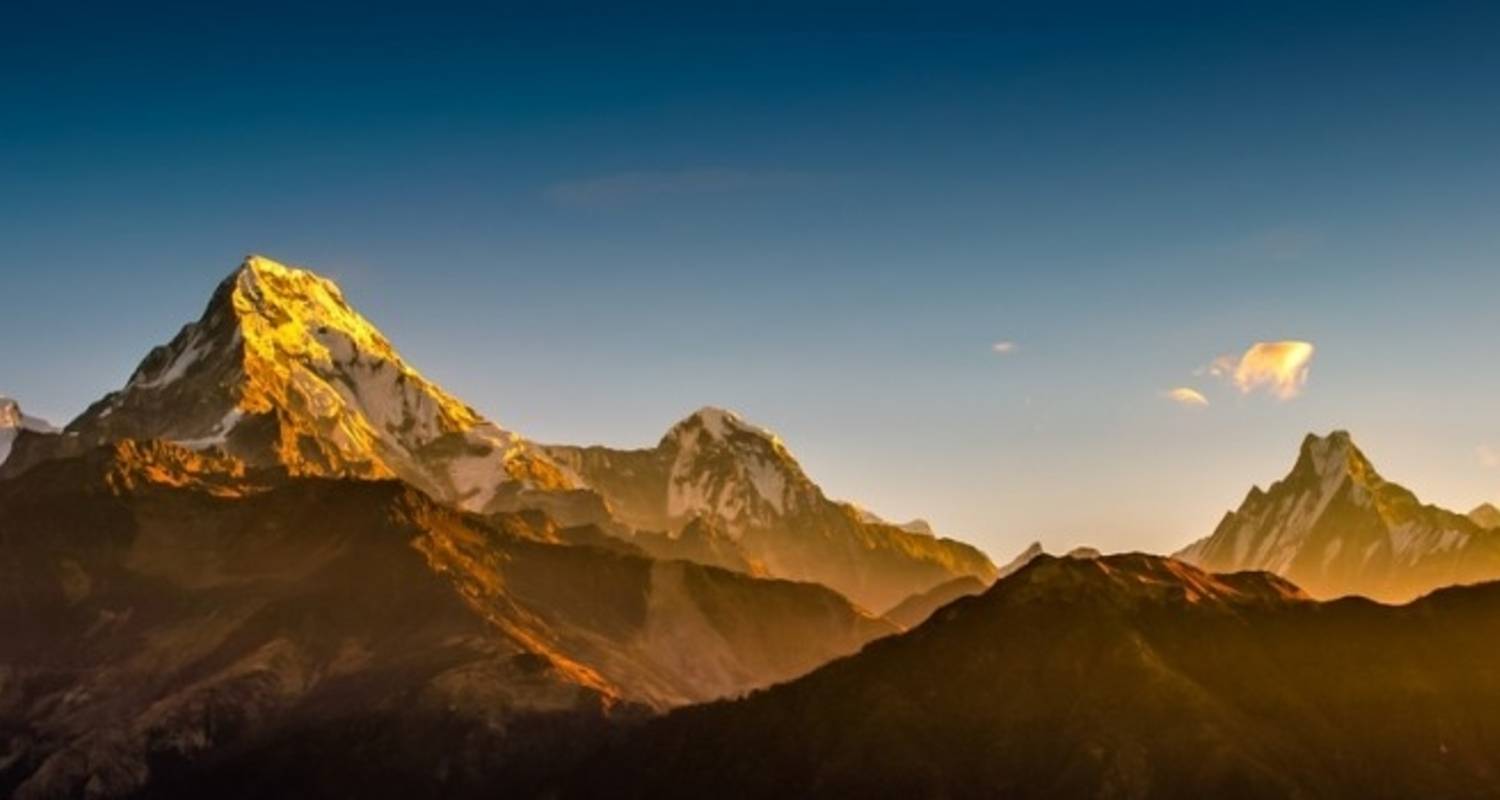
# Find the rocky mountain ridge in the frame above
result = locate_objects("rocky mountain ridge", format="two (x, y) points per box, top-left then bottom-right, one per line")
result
(2, 256), (996, 612)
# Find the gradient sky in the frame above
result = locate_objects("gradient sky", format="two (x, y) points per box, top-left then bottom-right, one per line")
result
(4, 1), (1500, 560)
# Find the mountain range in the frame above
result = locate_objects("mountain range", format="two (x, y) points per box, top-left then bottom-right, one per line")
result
(1, 256), (995, 611)
(7, 254), (1500, 798)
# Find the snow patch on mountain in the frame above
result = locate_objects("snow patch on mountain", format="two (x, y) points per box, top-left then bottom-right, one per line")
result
(663, 407), (808, 535)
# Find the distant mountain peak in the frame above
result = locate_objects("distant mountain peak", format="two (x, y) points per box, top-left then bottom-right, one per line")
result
(660, 407), (814, 529)
(992, 540), (1098, 582)
(1471, 503), (1500, 530)
(0, 395), (56, 466)
(546, 406), (997, 609)
(0, 395), (55, 431)
(1178, 429), (1497, 601)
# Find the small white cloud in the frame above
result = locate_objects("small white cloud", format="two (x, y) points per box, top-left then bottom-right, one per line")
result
(1163, 387), (1209, 407)
(1479, 444), (1500, 469)
(1204, 341), (1315, 400)
(991, 341), (1018, 354)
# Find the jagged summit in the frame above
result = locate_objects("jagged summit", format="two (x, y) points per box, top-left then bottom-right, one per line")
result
(1177, 429), (1500, 601)
(7, 255), (570, 509)
(1287, 430), (1379, 488)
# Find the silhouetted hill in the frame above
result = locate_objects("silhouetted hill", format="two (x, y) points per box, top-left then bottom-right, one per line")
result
(570, 553), (1500, 799)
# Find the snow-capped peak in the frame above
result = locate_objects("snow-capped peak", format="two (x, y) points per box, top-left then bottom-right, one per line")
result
(1176, 429), (1494, 602)
(661, 407), (820, 536)
(56, 255), (571, 511)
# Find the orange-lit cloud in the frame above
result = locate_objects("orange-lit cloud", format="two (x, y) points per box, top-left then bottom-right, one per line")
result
(991, 341), (1018, 354)
(1164, 387), (1209, 407)
(1208, 341), (1315, 399)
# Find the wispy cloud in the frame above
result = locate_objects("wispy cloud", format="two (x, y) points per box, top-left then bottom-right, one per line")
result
(991, 341), (1018, 355)
(1480, 444), (1500, 469)
(545, 168), (812, 208)
(1163, 387), (1209, 407)
(1203, 341), (1316, 400)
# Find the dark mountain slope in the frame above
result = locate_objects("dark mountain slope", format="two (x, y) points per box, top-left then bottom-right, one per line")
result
(880, 574), (986, 629)
(0, 441), (893, 799)
(570, 553), (1500, 800)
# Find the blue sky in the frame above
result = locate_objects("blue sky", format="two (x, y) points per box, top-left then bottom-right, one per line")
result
(4, 1), (1500, 558)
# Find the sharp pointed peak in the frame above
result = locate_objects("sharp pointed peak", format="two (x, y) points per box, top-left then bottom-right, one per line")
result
(237, 252), (290, 275)
(227, 254), (349, 303)
(1293, 429), (1372, 476)
(996, 541), (1046, 578)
